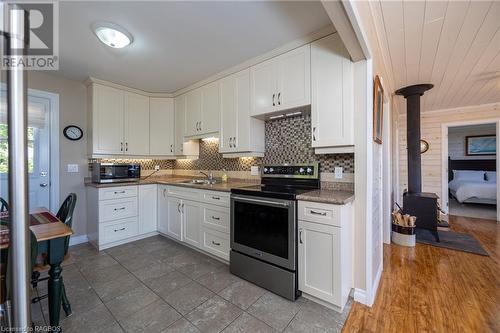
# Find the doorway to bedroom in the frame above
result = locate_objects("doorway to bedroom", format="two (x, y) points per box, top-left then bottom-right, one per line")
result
(446, 123), (497, 221)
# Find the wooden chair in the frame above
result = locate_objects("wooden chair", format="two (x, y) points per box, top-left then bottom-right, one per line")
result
(31, 193), (77, 317)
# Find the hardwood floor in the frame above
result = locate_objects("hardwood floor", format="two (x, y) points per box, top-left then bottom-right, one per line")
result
(343, 215), (500, 332)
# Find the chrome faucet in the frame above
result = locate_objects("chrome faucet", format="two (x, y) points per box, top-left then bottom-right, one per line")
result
(200, 171), (216, 184)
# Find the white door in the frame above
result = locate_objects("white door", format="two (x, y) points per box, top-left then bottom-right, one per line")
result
(250, 59), (277, 116)
(182, 200), (201, 248)
(0, 93), (51, 210)
(138, 185), (157, 234)
(174, 95), (186, 155)
(276, 44), (311, 111)
(93, 84), (124, 154)
(201, 81), (220, 134)
(157, 185), (169, 234)
(124, 92), (149, 155)
(185, 89), (202, 137)
(219, 74), (237, 153)
(150, 98), (174, 155)
(298, 220), (341, 306)
(167, 196), (183, 241)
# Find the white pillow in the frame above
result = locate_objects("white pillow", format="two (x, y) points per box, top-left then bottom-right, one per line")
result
(486, 171), (497, 182)
(453, 170), (485, 182)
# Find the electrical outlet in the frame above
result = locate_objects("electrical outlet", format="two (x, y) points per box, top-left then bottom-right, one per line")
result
(154, 165), (160, 171)
(334, 167), (343, 179)
(250, 166), (259, 176)
(67, 164), (79, 173)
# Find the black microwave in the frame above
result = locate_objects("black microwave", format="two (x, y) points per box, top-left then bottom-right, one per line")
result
(92, 163), (141, 183)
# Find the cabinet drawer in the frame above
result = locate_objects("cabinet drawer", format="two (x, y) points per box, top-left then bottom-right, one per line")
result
(99, 197), (137, 222)
(202, 227), (230, 261)
(201, 205), (229, 233)
(298, 201), (340, 227)
(201, 191), (230, 207)
(99, 186), (138, 201)
(167, 185), (201, 201)
(100, 217), (139, 244)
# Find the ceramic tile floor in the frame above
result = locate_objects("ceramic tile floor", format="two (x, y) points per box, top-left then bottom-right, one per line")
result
(32, 235), (352, 333)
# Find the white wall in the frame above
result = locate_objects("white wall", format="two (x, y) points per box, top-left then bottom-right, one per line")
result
(449, 123), (496, 160)
(27, 72), (88, 237)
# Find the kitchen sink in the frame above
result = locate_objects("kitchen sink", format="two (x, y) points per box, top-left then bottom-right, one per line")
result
(180, 179), (217, 185)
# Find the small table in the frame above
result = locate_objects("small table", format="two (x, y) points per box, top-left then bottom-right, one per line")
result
(0, 207), (73, 331)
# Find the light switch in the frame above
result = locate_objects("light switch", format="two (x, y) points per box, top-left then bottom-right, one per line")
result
(334, 167), (343, 179)
(251, 166), (259, 176)
(155, 165), (160, 171)
(67, 164), (79, 173)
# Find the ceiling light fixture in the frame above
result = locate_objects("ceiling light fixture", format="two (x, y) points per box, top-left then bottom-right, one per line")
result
(92, 22), (133, 48)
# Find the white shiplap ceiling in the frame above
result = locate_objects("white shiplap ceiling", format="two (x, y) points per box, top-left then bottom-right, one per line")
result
(370, 0), (500, 112)
(56, 1), (332, 93)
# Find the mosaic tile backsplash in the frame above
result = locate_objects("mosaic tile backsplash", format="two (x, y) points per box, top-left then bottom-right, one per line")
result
(264, 114), (354, 173)
(89, 114), (354, 174)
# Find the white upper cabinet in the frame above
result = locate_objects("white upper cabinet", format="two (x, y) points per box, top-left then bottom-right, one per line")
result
(124, 92), (150, 155)
(250, 59), (277, 116)
(185, 89), (202, 137)
(174, 94), (187, 155)
(219, 69), (264, 156)
(89, 84), (124, 155)
(200, 81), (220, 135)
(276, 45), (311, 111)
(150, 98), (174, 156)
(311, 34), (353, 153)
(250, 44), (311, 117)
(184, 81), (220, 138)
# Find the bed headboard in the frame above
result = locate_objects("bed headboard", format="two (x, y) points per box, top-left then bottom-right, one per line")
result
(448, 158), (496, 181)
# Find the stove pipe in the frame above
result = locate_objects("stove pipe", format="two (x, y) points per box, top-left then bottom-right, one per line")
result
(395, 84), (433, 194)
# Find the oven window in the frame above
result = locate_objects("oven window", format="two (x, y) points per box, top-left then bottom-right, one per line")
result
(233, 200), (289, 259)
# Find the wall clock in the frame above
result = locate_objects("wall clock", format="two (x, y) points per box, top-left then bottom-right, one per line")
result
(63, 125), (83, 141)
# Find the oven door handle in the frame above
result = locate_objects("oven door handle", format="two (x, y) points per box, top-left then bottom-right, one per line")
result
(231, 195), (291, 207)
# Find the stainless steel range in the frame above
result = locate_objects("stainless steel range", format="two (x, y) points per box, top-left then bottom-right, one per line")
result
(230, 163), (319, 300)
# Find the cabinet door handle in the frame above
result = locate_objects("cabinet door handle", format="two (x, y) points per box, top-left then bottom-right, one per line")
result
(233, 137), (236, 148)
(170, 144), (173, 153)
(277, 92), (281, 105)
(272, 93), (275, 106)
(114, 227), (126, 232)
(312, 127), (316, 141)
(177, 203), (181, 213)
(229, 137), (233, 148)
(211, 216), (220, 221)
(120, 142), (123, 151)
(199, 121), (202, 131)
(211, 196), (220, 200)
(163, 188), (167, 197)
(299, 229), (303, 244)
(181, 203), (184, 213)
(114, 190), (125, 194)
(212, 240), (221, 246)
(125, 142), (128, 152)
(113, 207), (126, 211)
(310, 210), (327, 216)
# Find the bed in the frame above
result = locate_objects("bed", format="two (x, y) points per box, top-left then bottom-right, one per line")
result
(448, 159), (497, 205)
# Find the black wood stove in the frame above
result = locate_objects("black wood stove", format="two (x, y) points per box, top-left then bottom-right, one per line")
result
(396, 84), (440, 241)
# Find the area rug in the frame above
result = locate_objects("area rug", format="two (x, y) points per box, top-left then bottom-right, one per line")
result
(416, 228), (489, 256)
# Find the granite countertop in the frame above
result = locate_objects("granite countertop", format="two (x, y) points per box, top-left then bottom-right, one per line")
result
(84, 176), (257, 192)
(296, 189), (355, 205)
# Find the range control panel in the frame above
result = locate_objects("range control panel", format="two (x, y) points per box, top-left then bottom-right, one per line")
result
(262, 163), (319, 179)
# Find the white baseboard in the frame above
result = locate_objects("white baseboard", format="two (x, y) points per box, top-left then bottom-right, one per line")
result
(69, 234), (89, 246)
(353, 288), (367, 304)
(371, 263), (383, 306)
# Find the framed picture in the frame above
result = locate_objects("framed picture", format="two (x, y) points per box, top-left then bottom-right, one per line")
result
(373, 75), (384, 144)
(466, 135), (496, 156)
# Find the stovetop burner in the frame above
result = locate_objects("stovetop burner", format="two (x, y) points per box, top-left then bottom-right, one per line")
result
(231, 163), (320, 200)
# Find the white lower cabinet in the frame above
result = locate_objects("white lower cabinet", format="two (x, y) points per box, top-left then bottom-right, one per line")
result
(138, 184), (157, 234)
(157, 185), (230, 261)
(87, 184), (158, 250)
(183, 200), (201, 248)
(166, 196), (183, 241)
(298, 200), (353, 312)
